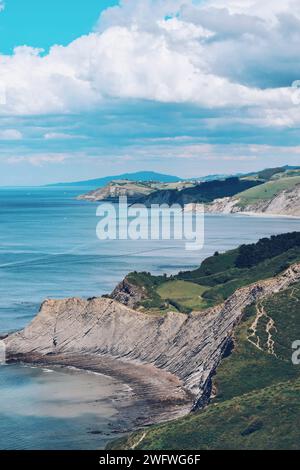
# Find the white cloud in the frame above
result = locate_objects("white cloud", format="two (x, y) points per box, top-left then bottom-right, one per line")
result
(90, 141), (300, 164)
(0, 0), (299, 129)
(205, 0), (300, 22)
(97, 0), (185, 31)
(44, 132), (74, 140)
(7, 153), (69, 167)
(0, 129), (23, 140)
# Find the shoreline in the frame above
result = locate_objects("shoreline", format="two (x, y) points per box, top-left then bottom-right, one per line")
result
(204, 210), (300, 219)
(233, 210), (300, 219)
(183, 205), (300, 219)
(7, 352), (194, 431)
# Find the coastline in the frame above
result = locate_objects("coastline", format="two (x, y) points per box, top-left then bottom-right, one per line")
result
(7, 352), (194, 431)
(233, 210), (300, 219)
(183, 205), (300, 219)
(204, 209), (300, 219)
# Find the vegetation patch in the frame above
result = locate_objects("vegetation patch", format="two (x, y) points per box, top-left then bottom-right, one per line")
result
(157, 280), (207, 311)
(236, 232), (300, 268)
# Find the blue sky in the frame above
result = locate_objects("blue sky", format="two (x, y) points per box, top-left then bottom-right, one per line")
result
(0, 0), (300, 185)
(0, 0), (118, 54)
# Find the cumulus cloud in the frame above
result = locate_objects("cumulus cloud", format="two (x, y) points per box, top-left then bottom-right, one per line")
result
(0, 0), (299, 128)
(180, 3), (300, 88)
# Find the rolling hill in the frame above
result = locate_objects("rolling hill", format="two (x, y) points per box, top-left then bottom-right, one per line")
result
(77, 179), (195, 202)
(46, 171), (181, 189)
(207, 176), (300, 217)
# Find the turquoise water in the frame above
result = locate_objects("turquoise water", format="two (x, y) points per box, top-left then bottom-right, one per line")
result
(0, 187), (299, 449)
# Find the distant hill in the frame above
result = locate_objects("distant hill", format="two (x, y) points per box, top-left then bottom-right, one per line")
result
(188, 173), (244, 182)
(242, 165), (300, 181)
(138, 177), (263, 207)
(45, 166), (300, 190)
(46, 171), (181, 189)
(188, 166), (300, 183)
(207, 175), (300, 217)
(78, 180), (195, 202)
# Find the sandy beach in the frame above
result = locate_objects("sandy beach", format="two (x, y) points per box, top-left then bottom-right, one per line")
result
(7, 352), (194, 430)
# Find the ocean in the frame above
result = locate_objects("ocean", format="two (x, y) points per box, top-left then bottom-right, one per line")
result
(0, 186), (299, 449)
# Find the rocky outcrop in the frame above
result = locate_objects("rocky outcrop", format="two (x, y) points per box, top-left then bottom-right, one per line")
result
(79, 181), (195, 203)
(205, 196), (240, 214)
(5, 263), (300, 409)
(206, 184), (300, 217)
(242, 184), (300, 216)
(78, 180), (155, 202)
(110, 277), (148, 308)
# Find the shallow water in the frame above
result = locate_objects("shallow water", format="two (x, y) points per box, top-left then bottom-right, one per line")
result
(0, 363), (131, 450)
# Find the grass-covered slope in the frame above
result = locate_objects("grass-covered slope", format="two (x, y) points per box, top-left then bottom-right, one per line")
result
(242, 165), (300, 182)
(111, 281), (300, 450)
(125, 232), (300, 314)
(140, 177), (263, 206)
(236, 176), (300, 208)
(157, 280), (207, 311)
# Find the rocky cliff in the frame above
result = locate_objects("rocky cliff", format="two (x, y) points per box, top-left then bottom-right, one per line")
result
(5, 263), (300, 410)
(110, 277), (147, 308)
(77, 180), (156, 202)
(206, 183), (300, 217)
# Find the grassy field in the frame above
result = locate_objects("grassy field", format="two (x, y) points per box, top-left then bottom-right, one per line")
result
(111, 281), (300, 450)
(157, 280), (207, 310)
(236, 176), (300, 208)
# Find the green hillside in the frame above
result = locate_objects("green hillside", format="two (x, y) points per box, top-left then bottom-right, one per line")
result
(139, 177), (263, 206)
(111, 282), (300, 450)
(236, 176), (300, 208)
(157, 281), (207, 311)
(127, 232), (300, 313)
(242, 165), (300, 182)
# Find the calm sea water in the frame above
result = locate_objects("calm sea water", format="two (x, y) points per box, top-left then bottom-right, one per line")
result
(0, 364), (130, 450)
(0, 186), (299, 449)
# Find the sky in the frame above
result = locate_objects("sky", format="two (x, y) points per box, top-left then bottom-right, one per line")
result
(0, 0), (300, 185)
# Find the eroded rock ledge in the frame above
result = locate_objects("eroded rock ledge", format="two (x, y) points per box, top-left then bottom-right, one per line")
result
(206, 183), (300, 217)
(5, 263), (300, 410)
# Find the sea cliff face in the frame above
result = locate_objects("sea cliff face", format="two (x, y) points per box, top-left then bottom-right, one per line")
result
(5, 263), (300, 409)
(77, 180), (155, 202)
(206, 184), (300, 217)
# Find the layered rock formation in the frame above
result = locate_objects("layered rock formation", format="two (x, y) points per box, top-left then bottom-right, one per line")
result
(206, 183), (300, 217)
(77, 180), (155, 202)
(110, 277), (147, 308)
(5, 263), (300, 410)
